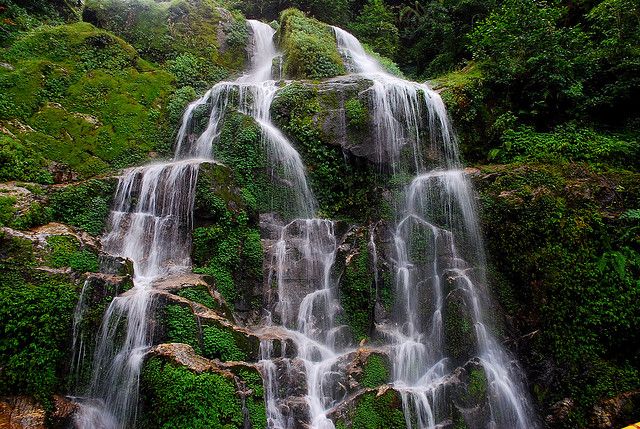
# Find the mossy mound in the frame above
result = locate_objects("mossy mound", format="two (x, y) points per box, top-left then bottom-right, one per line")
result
(334, 388), (407, 429)
(0, 22), (176, 182)
(271, 81), (384, 221)
(278, 8), (345, 80)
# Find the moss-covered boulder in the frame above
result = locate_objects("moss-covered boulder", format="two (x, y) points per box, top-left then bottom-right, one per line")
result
(191, 162), (263, 315)
(278, 8), (345, 80)
(331, 387), (407, 429)
(139, 346), (266, 429)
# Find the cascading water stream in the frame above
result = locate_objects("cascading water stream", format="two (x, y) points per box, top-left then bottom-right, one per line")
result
(333, 25), (538, 429)
(232, 21), (350, 429)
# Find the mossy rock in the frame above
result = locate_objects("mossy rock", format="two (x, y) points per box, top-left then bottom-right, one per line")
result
(278, 8), (345, 80)
(333, 388), (407, 429)
(138, 355), (246, 428)
(338, 233), (375, 341)
(443, 288), (476, 365)
(359, 353), (391, 389)
(271, 81), (384, 221)
(192, 162), (263, 313)
(474, 163), (640, 426)
(159, 298), (260, 362)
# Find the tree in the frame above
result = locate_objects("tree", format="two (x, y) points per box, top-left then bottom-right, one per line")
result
(468, 0), (590, 125)
(349, 0), (399, 59)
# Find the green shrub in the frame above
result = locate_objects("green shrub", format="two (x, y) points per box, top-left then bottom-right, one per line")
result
(165, 304), (201, 353)
(191, 169), (263, 307)
(349, 390), (406, 429)
(167, 85), (197, 126)
(349, 0), (399, 59)
(478, 164), (640, 426)
(0, 134), (53, 184)
(177, 286), (216, 309)
(489, 125), (640, 170)
(0, 196), (18, 226)
(340, 238), (375, 340)
(83, 0), (248, 73)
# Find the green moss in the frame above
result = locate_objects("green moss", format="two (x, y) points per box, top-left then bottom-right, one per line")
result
(430, 62), (483, 91)
(340, 238), (375, 340)
(0, 231), (79, 406)
(45, 235), (99, 272)
(0, 22), (176, 179)
(348, 390), (406, 429)
(165, 304), (201, 354)
(49, 179), (115, 236)
(202, 326), (246, 361)
(279, 8), (345, 80)
(139, 356), (245, 429)
(361, 354), (389, 388)
(344, 98), (368, 129)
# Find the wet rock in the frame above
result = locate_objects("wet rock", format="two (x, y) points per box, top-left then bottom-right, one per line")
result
(589, 390), (640, 429)
(0, 395), (76, 429)
(47, 161), (79, 184)
(546, 398), (575, 426)
(98, 254), (133, 277)
(0, 396), (45, 429)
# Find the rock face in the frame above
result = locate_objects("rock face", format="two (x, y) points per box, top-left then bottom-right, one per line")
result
(589, 391), (640, 429)
(0, 396), (76, 429)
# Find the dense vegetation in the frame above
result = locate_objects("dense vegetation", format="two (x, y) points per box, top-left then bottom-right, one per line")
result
(0, 0), (638, 428)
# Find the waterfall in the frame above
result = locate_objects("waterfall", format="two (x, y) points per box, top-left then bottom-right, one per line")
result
(71, 15), (536, 429)
(333, 25), (538, 429)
